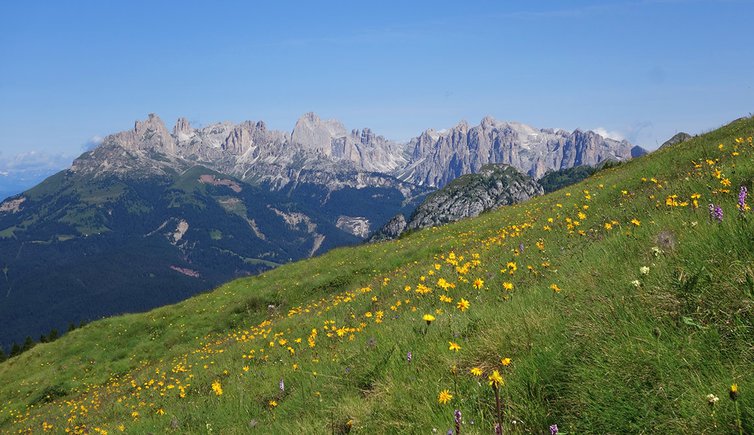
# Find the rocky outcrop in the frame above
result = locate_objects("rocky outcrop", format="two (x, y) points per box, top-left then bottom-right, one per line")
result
(369, 214), (407, 242)
(108, 113), (175, 154)
(660, 132), (693, 149)
(335, 216), (371, 238)
(222, 124), (253, 155)
(173, 117), (192, 137)
(373, 164), (543, 240)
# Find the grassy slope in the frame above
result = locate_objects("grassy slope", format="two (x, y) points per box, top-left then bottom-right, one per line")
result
(1, 117), (754, 434)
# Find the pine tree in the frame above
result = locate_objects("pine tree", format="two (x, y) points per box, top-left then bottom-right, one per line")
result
(0, 347), (6, 362)
(48, 328), (59, 341)
(40, 334), (48, 343)
(10, 342), (20, 357)
(22, 336), (34, 352)
(67, 322), (76, 332)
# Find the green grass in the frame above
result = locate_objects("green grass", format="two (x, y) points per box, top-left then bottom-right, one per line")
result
(2, 117), (754, 433)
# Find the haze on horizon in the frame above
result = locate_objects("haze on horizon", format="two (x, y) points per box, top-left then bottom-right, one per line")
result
(1, 0), (752, 196)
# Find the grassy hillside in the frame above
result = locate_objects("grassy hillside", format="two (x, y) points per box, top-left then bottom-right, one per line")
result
(1, 117), (753, 433)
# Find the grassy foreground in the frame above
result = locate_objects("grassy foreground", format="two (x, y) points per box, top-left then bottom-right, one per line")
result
(1, 117), (754, 434)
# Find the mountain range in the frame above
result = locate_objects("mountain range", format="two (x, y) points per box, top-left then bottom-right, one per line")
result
(0, 112), (645, 350)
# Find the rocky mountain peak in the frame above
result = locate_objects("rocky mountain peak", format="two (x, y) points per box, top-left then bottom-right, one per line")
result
(480, 115), (497, 129)
(358, 128), (375, 146)
(455, 120), (470, 132)
(105, 113), (175, 154)
(660, 132), (693, 149)
(173, 117), (192, 137)
(135, 113), (168, 135)
(223, 124), (253, 155)
(291, 112), (347, 153)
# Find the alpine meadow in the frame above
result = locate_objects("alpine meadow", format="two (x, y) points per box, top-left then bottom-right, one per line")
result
(1, 116), (753, 433)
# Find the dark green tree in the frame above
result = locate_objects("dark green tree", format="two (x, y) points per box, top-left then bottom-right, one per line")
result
(67, 322), (76, 332)
(48, 328), (59, 341)
(10, 342), (21, 357)
(0, 347), (6, 362)
(22, 336), (34, 352)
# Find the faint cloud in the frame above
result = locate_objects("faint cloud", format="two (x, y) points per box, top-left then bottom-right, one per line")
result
(593, 127), (625, 141)
(625, 121), (654, 145)
(0, 151), (74, 180)
(82, 135), (104, 151)
(0, 152), (73, 198)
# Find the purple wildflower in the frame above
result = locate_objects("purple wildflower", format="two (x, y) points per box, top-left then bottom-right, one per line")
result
(550, 424), (559, 435)
(709, 203), (724, 222)
(454, 409), (462, 434)
(519, 242), (525, 254)
(494, 423), (502, 435)
(407, 351), (412, 363)
(739, 186), (748, 211)
(714, 205), (724, 222)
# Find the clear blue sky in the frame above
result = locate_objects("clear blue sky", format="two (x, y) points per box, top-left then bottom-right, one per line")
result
(1, 0), (753, 186)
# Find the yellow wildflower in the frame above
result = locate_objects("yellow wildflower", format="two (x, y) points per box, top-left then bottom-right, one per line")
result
(488, 370), (504, 388)
(438, 389), (453, 404)
(456, 298), (470, 312)
(212, 380), (223, 396)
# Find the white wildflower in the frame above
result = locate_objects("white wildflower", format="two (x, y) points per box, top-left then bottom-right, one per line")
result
(707, 393), (719, 405)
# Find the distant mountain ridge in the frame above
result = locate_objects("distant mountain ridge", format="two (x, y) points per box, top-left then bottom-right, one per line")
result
(76, 112), (644, 190)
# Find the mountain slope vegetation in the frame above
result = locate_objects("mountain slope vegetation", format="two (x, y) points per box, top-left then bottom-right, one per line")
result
(1, 117), (752, 433)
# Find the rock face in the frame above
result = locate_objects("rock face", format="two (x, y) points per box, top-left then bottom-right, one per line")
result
(372, 164), (543, 240)
(173, 117), (192, 137)
(110, 113), (175, 154)
(369, 214), (407, 242)
(660, 132), (693, 149)
(335, 216), (371, 238)
(397, 117), (641, 187)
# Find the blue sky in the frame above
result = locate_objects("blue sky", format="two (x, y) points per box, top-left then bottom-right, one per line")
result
(1, 0), (753, 193)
